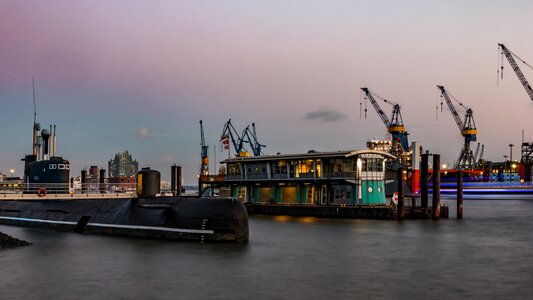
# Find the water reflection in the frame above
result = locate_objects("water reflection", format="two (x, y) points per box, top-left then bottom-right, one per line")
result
(1, 200), (533, 299)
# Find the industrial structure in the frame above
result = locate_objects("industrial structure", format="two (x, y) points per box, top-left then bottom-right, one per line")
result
(241, 123), (266, 156)
(498, 43), (533, 102)
(437, 85), (479, 170)
(199, 120), (209, 176)
(220, 119), (266, 157)
(361, 87), (409, 157)
(220, 119), (249, 157)
(498, 44), (533, 182)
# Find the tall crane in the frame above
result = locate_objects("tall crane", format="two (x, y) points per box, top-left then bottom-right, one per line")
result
(242, 123), (266, 156)
(221, 119), (249, 157)
(437, 85), (478, 170)
(498, 44), (533, 102)
(361, 87), (409, 155)
(199, 120), (209, 176)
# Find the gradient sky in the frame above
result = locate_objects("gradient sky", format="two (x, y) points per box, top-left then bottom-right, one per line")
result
(1, 0), (533, 185)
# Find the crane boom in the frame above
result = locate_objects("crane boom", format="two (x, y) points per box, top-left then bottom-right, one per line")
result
(437, 85), (464, 131)
(361, 87), (391, 127)
(499, 44), (533, 102)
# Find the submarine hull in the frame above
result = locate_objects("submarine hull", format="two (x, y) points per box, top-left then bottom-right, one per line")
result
(0, 196), (249, 243)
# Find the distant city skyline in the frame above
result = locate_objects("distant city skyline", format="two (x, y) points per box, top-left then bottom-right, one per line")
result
(1, 1), (533, 184)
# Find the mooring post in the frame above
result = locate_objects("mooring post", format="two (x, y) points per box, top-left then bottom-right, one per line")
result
(99, 168), (106, 193)
(421, 152), (429, 217)
(176, 166), (182, 196)
(432, 154), (441, 220)
(397, 166), (404, 221)
(171, 165), (176, 196)
(457, 170), (463, 219)
(81, 169), (87, 194)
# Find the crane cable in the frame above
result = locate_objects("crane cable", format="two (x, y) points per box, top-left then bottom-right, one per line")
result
(499, 45), (533, 85)
(359, 88), (363, 121)
(509, 48), (533, 70)
(367, 90), (399, 106)
(497, 45), (503, 85)
(445, 89), (471, 111)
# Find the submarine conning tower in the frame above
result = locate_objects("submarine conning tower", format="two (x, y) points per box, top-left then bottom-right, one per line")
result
(22, 120), (70, 193)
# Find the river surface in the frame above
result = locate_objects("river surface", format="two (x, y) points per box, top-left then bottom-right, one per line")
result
(1, 199), (533, 299)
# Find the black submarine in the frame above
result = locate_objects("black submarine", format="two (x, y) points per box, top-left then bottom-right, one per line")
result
(0, 91), (248, 243)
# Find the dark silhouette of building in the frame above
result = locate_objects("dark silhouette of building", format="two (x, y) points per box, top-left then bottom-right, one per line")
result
(108, 151), (138, 177)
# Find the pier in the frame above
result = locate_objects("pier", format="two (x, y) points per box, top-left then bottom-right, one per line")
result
(245, 203), (448, 220)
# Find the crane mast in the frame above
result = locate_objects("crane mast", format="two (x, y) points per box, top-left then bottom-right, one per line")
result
(498, 44), (533, 102)
(437, 85), (478, 170)
(361, 87), (408, 154)
(199, 120), (209, 176)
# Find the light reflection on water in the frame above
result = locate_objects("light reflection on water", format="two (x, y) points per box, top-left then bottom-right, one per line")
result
(1, 200), (533, 299)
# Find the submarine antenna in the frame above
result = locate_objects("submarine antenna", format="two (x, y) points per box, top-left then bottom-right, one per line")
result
(32, 77), (38, 156)
(32, 78), (37, 123)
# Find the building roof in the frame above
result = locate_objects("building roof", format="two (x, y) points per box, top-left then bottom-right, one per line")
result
(222, 149), (396, 163)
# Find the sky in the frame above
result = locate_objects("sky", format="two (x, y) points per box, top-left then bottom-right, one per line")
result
(1, 0), (533, 185)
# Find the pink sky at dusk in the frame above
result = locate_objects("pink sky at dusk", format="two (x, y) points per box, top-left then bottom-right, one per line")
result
(1, 0), (533, 184)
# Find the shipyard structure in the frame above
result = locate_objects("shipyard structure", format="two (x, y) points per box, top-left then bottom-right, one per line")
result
(201, 149), (396, 206)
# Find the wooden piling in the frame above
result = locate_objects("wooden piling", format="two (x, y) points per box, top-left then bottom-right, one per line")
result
(397, 166), (404, 221)
(99, 168), (106, 193)
(171, 165), (177, 196)
(176, 166), (182, 196)
(432, 154), (441, 220)
(457, 170), (463, 219)
(421, 152), (429, 216)
(81, 169), (87, 194)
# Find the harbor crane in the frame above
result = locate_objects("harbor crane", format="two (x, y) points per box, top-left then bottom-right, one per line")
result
(437, 85), (478, 170)
(242, 123), (266, 156)
(199, 120), (209, 176)
(220, 119), (266, 157)
(498, 44), (533, 102)
(361, 87), (409, 156)
(221, 119), (249, 157)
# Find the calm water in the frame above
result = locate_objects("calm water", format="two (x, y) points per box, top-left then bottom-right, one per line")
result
(1, 200), (533, 299)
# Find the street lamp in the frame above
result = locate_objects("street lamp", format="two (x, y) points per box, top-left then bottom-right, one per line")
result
(9, 169), (15, 178)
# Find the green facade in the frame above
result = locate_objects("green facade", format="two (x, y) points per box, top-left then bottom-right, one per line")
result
(361, 180), (386, 205)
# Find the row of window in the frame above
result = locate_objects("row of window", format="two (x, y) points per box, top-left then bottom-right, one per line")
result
(229, 162), (382, 175)
(49, 164), (70, 170)
(361, 158), (384, 172)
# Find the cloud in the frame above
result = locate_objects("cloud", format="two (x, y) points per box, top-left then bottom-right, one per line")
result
(304, 108), (347, 122)
(136, 127), (151, 140)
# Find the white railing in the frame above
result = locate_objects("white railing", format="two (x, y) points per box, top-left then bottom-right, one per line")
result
(0, 182), (137, 198)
